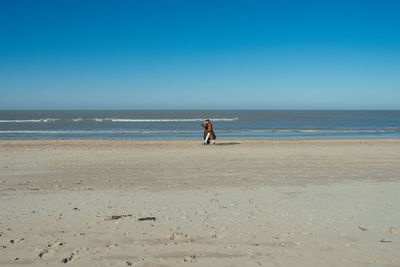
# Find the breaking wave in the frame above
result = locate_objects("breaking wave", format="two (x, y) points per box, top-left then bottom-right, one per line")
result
(0, 118), (239, 123)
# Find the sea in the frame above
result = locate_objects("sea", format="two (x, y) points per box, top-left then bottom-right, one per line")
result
(0, 110), (399, 140)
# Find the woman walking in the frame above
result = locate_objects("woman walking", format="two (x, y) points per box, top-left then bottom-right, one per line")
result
(201, 119), (216, 145)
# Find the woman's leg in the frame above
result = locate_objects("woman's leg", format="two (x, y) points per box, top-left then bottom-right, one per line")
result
(204, 132), (210, 144)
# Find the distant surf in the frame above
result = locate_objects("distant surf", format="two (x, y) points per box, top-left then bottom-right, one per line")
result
(1, 110), (399, 139)
(0, 118), (239, 123)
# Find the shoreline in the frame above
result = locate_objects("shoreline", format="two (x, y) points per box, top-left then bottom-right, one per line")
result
(4, 137), (400, 142)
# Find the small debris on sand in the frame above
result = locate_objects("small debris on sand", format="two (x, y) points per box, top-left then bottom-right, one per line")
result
(358, 226), (368, 231)
(380, 238), (393, 243)
(138, 217), (156, 221)
(105, 214), (133, 220)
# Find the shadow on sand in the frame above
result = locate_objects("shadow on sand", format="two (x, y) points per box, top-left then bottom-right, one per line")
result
(214, 142), (240, 146)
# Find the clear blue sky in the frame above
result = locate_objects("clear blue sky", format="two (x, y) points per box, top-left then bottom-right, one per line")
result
(0, 0), (399, 109)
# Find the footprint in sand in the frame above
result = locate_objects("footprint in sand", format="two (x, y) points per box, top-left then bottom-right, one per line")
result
(184, 255), (196, 263)
(61, 252), (75, 263)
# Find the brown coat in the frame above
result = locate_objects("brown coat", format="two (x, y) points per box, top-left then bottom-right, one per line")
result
(202, 122), (216, 140)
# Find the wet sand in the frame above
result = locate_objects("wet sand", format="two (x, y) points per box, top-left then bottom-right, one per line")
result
(1, 139), (400, 266)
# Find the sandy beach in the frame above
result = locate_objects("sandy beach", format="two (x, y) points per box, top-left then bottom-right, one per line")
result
(1, 139), (400, 266)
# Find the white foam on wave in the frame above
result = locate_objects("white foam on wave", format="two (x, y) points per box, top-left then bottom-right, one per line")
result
(0, 118), (239, 123)
(110, 118), (239, 122)
(0, 119), (59, 123)
(0, 130), (199, 134)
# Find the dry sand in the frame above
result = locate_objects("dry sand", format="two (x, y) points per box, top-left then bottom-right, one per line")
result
(0, 139), (400, 266)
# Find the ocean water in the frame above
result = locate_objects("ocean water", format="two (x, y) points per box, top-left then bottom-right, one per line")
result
(0, 110), (399, 140)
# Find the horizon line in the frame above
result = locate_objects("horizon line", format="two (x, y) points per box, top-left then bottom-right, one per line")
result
(1, 108), (399, 111)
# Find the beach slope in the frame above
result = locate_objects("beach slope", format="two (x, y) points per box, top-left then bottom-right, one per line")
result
(1, 139), (400, 266)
